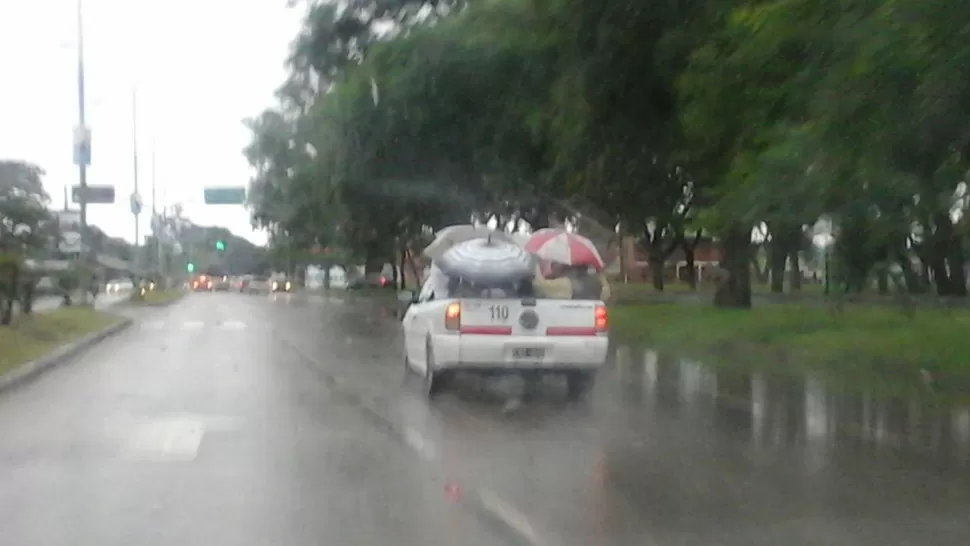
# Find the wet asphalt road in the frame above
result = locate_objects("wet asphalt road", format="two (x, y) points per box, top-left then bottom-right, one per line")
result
(1, 292), (969, 546)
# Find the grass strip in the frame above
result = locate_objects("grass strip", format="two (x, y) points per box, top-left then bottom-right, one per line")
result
(0, 307), (121, 375)
(610, 303), (970, 403)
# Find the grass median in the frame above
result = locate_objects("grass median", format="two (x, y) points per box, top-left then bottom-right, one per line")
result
(0, 306), (121, 376)
(611, 281), (824, 303)
(131, 289), (184, 306)
(610, 303), (970, 402)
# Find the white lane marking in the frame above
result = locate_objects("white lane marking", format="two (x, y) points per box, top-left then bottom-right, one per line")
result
(140, 320), (165, 330)
(182, 320), (204, 330)
(478, 488), (544, 546)
(219, 320), (246, 330)
(163, 412), (245, 431)
(121, 418), (205, 462)
(402, 426), (436, 461)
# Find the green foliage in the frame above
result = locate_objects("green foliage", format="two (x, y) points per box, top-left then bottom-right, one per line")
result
(245, 0), (970, 306)
(0, 160), (57, 323)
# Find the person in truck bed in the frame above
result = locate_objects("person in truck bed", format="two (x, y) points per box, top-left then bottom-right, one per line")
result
(533, 262), (610, 301)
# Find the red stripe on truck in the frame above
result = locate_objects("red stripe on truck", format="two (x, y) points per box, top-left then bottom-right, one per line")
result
(459, 326), (512, 335)
(546, 326), (597, 336)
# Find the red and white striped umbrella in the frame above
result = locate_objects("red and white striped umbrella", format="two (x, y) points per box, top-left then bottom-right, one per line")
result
(522, 228), (605, 270)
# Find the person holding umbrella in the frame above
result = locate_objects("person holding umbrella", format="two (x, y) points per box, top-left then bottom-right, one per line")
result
(525, 229), (611, 301)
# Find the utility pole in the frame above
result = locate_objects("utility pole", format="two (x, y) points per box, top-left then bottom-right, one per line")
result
(152, 145), (164, 282)
(132, 89), (140, 269)
(76, 0), (90, 305)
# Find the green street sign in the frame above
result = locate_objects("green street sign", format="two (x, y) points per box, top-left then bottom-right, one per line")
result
(203, 187), (246, 205)
(72, 185), (115, 204)
(186, 262), (195, 272)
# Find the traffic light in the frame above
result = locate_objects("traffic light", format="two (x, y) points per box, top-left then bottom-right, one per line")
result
(187, 262), (195, 273)
(215, 240), (225, 251)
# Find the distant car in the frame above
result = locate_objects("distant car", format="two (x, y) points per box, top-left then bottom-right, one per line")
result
(270, 277), (293, 292)
(191, 275), (214, 291)
(106, 278), (134, 294)
(347, 274), (394, 290)
(242, 276), (270, 294)
(236, 275), (252, 292)
(212, 276), (232, 291)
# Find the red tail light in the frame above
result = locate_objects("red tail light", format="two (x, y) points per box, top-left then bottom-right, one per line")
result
(595, 304), (608, 331)
(379, 276), (387, 285)
(444, 302), (461, 330)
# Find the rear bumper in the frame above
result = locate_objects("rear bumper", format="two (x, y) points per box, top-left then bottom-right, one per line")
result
(431, 333), (609, 371)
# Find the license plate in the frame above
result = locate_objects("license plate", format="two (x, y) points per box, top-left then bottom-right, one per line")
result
(512, 347), (544, 359)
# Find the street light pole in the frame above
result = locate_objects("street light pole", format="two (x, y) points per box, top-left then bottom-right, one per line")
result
(152, 144), (164, 281)
(132, 88), (140, 266)
(76, 0), (90, 305)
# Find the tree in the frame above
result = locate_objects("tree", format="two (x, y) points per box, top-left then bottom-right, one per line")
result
(245, 0), (970, 305)
(0, 160), (56, 323)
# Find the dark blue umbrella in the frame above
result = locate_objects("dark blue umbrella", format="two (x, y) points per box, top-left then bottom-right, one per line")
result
(436, 238), (536, 284)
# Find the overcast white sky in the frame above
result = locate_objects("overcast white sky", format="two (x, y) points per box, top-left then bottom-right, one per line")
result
(0, 0), (305, 245)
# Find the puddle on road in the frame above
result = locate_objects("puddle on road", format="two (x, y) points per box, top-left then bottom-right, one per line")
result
(610, 344), (970, 467)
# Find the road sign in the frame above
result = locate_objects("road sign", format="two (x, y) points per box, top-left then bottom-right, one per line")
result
(203, 187), (246, 205)
(25, 259), (72, 271)
(73, 125), (91, 166)
(72, 185), (115, 204)
(56, 210), (81, 231)
(130, 192), (143, 215)
(59, 231), (82, 253)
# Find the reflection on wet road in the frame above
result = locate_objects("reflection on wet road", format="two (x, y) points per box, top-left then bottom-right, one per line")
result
(1, 290), (968, 545)
(270, 292), (970, 546)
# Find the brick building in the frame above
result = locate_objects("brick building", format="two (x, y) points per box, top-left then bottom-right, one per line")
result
(609, 236), (722, 283)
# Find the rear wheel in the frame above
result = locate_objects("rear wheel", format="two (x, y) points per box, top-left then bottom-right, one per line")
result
(424, 340), (447, 398)
(566, 371), (595, 400)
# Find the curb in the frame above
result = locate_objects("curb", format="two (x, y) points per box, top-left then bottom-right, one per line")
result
(0, 317), (133, 395)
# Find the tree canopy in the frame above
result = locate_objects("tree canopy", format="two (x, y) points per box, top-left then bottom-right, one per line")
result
(245, 0), (970, 307)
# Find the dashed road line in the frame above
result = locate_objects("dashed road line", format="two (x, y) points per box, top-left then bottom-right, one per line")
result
(274, 331), (549, 546)
(121, 417), (205, 462)
(477, 488), (547, 546)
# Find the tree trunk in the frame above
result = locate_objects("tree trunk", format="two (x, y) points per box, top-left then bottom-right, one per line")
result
(899, 258), (922, 293)
(750, 251), (769, 284)
(768, 245), (786, 293)
(788, 252), (802, 291)
(681, 230), (702, 290)
(946, 230), (967, 296)
(405, 250), (422, 287)
(684, 254), (697, 290)
(0, 299), (11, 325)
(713, 225), (752, 308)
(649, 258), (665, 291)
(397, 249), (406, 290)
(877, 269), (889, 294)
(929, 212), (955, 294)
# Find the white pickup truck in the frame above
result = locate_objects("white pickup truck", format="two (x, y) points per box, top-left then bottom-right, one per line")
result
(399, 273), (609, 399)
